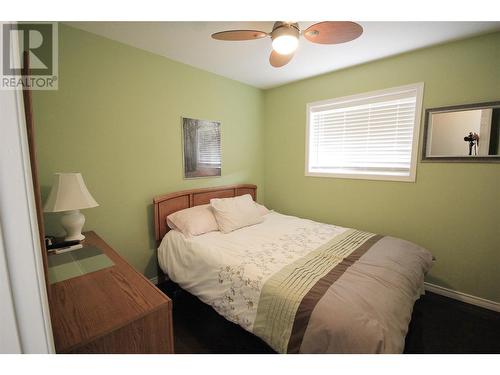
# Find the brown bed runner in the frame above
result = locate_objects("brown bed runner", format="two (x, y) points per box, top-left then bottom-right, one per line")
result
(253, 229), (383, 353)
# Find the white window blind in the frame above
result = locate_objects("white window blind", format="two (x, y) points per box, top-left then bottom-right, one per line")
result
(306, 84), (423, 181)
(197, 123), (221, 167)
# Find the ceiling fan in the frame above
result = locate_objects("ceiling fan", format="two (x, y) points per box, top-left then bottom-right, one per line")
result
(211, 21), (363, 68)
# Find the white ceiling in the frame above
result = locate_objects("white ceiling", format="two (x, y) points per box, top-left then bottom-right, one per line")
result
(68, 22), (500, 89)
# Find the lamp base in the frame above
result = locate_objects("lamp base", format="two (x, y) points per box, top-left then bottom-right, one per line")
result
(61, 210), (86, 241)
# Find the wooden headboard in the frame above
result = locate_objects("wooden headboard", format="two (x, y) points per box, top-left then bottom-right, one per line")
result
(153, 184), (257, 243)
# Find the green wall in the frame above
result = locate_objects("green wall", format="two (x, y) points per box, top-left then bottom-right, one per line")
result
(33, 24), (265, 279)
(263, 31), (500, 302)
(34, 24), (500, 302)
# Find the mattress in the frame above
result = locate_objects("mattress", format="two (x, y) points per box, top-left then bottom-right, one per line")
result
(158, 211), (433, 353)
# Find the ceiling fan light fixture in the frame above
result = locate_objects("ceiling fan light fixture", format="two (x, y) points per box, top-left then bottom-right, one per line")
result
(272, 35), (298, 55)
(271, 23), (299, 55)
(212, 21), (363, 67)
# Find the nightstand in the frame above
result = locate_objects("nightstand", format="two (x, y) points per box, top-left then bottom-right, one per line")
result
(48, 231), (174, 353)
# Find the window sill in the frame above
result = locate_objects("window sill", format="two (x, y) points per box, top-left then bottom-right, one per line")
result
(305, 171), (416, 182)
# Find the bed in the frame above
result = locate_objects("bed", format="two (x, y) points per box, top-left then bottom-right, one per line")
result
(154, 184), (433, 354)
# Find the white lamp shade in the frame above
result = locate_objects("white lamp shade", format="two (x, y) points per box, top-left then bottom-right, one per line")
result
(43, 173), (99, 213)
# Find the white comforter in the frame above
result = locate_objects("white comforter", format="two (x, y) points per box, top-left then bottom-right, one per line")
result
(158, 211), (433, 353)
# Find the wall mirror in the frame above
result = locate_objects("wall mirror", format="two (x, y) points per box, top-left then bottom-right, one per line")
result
(182, 117), (221, 178)
(422, 101), (500, 162)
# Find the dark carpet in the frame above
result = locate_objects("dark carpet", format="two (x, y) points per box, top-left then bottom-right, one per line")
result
(158, 281), (500, 354)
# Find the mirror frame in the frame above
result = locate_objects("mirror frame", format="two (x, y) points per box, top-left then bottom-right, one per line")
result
(421, 100), (500, 162)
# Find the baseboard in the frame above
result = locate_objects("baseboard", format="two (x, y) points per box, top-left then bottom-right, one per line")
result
(424, 282), (500, 313)
(149, 274), (169, 285)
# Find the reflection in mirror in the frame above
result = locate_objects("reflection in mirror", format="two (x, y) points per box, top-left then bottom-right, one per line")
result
(423, 102), (500, 161)
(182, 117), (221, 178)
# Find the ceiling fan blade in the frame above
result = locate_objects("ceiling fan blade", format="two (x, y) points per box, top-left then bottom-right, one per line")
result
(269, 50), (294, 68)
(211, 30), (268, 41)
(304, 21), (363, 44)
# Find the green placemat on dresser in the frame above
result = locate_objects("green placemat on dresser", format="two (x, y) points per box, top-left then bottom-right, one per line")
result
(48, 245), (114, 284)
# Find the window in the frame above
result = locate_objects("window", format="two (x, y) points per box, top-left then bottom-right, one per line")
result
(306, 83), (424, 182)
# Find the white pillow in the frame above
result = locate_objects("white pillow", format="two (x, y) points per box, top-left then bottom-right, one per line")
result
(255, 202), (270, 216)
(210, 194), (264, 233)
(166, 204), (219, 237)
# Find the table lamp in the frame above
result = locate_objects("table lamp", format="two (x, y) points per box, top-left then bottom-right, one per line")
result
(43, 173), (99, 241)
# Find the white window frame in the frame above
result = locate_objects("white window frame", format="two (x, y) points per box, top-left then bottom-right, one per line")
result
(305, 83), (424, 182)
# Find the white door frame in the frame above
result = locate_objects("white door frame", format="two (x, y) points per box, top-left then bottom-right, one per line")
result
(0, 22), (54, 353)
(0, 225), (22, 353)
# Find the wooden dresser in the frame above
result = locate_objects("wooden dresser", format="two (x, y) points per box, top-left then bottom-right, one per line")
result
(49, 231), (174, 353)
